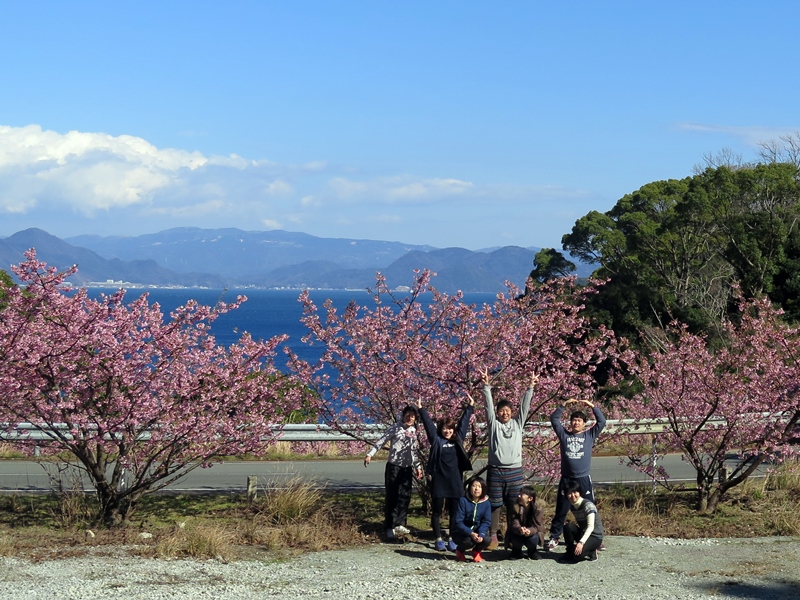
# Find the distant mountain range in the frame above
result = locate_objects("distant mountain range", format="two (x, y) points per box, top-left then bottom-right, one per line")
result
(0, 227), (596, 293)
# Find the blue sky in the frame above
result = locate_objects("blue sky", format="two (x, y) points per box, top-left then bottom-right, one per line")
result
(1, 1), (799, 250)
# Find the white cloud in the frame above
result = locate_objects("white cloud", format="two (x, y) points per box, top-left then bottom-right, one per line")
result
(328, 175), (475, 204)
(263, 179), (293, 196)
(0, 125), (347, 226)
(148, 199), (227, 217)
(0, 195), (37, 214)
(0, 124), (210, 214)
(364, 214), (403, 223)
(675, 123), (800, 146)
(0, 124), (207, 170)
(328, 177), (369, 198)
(0, 123), (591, 250)
(261, 219), (282, 229)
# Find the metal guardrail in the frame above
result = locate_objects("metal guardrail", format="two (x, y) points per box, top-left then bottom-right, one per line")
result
(0, 418), (717, 443)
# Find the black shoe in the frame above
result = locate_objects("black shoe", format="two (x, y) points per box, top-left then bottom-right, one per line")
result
(528, 549), (541, 560)
(508, 549), (523, 560)
(585, 549), (598, 562)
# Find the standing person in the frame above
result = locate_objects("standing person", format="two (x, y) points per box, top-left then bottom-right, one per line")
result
(481, 367), (538, 550)
(547, 397), (606, 551)
(451, 475), (492, 563)
(506, 485), (544, 560)
(560, 479), (604, 562)
(364, 405), (423, 540)
(417, 395), (474, 551)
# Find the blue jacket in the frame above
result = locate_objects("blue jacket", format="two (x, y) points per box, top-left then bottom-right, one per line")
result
(453, 495), (491, 539)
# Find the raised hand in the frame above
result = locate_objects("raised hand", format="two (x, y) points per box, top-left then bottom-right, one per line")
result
(529, 371), (539, 388)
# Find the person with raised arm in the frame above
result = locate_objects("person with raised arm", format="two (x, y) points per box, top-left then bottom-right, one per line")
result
(417, 394), (474, 551)
(364, 405), (423, 540)
(546, 396), (606, 551)
(481, 367), (538, 550)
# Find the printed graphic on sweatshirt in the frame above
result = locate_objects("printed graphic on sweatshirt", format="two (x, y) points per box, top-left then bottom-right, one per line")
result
(565, 434), (586, 460)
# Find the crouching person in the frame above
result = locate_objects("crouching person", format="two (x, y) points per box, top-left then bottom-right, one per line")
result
(451, 476), (492, 563)
(562, 479), (604, 563)
(507, 485), (543, 560)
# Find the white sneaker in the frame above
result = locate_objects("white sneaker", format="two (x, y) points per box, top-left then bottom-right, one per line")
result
(547, 538), (559, 550)
(393, 525), (410, 535)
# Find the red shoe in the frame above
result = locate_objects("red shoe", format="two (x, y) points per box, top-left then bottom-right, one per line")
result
(456, 549), (467, 562)
(472, 550), (484, 563)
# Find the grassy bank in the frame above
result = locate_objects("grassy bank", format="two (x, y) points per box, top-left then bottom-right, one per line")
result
(0, 463), (798, 561)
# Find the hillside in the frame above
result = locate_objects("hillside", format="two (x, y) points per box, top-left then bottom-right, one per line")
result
(1, 228), (595, 292)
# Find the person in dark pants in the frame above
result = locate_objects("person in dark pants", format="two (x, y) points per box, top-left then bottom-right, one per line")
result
(417, 395), (474, 551)
(364, 405), (423, 540)
(506, 485), (543, 560)
(560, 479), (604, 563)
(547, 397), (605, 551)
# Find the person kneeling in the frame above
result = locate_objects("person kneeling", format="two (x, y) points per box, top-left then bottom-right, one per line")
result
(451, 476), (492, 563)
(561, 479), (604, 563)
(506, 485), (543, 560)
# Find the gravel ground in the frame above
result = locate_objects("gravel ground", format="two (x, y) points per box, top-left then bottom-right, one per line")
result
(1, 536), (799, 600)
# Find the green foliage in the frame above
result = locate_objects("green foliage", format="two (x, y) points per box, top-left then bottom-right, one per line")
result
(0, 270), (13, 308)
(529, 248), (576, 283)
(562, 161), (800, 340)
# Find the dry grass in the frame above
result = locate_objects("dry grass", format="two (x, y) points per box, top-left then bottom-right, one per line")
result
(263, 441), (296, 460)
(0, 460), (798, 561)
(597, 461), (800, 538)
(261, 441), (361, 460)
(243, 508), (362, 553)
(150, 523), (236, 561)
(0, 443), (25, 459)
(239, 476), (362, 553)
(256, 476), (323, 525)
(0, 530), (15, 556)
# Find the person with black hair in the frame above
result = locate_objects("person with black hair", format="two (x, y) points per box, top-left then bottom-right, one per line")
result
(417, 395), (474, 551)
(561, 479), (604, 563)
(481, 368), (539, 550)
(547, 398), (606, 551)
(506, 485), (543, 560)
(365, 405), (423, 540)
(451, 476), (492, 562)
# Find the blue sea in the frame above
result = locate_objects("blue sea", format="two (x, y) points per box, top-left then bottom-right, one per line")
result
(86, 288), (498, 368)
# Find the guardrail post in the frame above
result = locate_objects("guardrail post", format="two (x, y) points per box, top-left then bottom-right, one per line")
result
(117, 467), (128, 492)
(718, 466), (728, 485)
(247, 475), (258, 504)
(651, 434), (658, 494)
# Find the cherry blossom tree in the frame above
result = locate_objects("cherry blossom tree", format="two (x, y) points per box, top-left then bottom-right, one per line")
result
(292, 270), (625, 481)
(622, 296), (800, 512)
(0, 252), (310, 526)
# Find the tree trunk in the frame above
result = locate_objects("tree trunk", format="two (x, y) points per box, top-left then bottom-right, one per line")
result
(695, 471), (714, 513)
(705, 488), (722, 514)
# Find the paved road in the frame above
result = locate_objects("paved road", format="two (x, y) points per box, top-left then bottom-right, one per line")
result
(0, 454), (760, 493)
